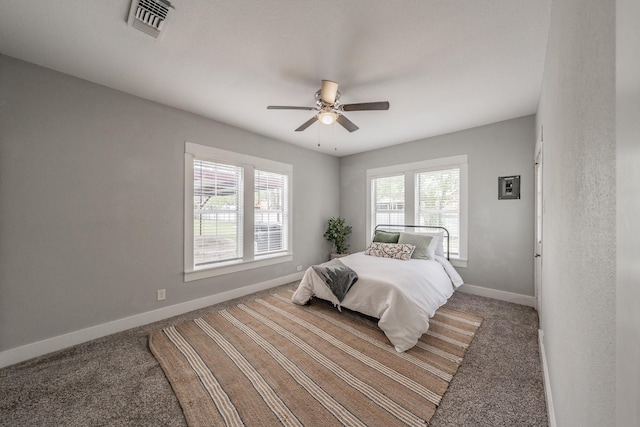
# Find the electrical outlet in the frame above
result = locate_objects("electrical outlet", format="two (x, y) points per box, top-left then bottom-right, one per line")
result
(157, 289), (166, 301)
(296, 265), (303, 271)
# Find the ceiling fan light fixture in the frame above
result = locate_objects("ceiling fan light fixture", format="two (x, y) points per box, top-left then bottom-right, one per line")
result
(318, 109), (337, 125)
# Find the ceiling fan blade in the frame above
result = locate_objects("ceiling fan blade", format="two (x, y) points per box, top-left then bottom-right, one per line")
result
(342, 101), (390, 111)
(295, 116), (318, 132)
(320, 80), (339, 104)
(336, 114), (359, 132)
(267, 106), (315, 110)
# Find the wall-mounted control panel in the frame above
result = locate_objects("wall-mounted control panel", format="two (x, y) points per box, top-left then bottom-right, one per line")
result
(498, 175), (521, 200)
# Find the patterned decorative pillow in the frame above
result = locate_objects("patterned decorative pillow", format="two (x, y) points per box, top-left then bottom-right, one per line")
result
(364, 242), (416, 261)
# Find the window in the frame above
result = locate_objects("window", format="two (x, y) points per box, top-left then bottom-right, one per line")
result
(254, 170), (288, 255)
(366, 155), (468, 267)
(416, 168), (461, 257)
(372, 175), (405, 226)
(193, 160), (244, 266)
(185, 143), (293, 281)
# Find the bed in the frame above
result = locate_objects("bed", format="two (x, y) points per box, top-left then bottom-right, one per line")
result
(291, 225), (464, 352)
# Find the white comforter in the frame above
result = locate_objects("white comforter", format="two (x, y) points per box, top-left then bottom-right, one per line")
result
(291, 252), (463, 352)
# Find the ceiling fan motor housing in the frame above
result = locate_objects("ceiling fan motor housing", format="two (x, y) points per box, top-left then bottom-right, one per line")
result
(315, 89), (341, 108)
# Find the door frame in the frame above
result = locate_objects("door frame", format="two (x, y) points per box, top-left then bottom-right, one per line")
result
(534, 144), (543, 313)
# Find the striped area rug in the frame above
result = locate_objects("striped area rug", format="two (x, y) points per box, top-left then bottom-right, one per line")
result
(149, 290), (482, 426)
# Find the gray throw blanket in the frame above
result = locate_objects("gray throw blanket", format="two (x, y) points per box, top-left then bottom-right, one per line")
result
(312, 258), (358, 303)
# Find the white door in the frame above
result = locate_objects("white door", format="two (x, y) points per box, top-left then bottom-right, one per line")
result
(534, 147), (543, 313)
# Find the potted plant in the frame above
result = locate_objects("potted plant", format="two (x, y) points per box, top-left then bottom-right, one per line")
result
(324, 217), (352, 258)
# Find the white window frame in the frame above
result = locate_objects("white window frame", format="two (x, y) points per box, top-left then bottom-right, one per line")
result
(184, 142), (293, 282)
(365, 155), (468, 268)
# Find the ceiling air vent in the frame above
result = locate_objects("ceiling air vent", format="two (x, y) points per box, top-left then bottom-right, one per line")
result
(128, 0), (174, 39)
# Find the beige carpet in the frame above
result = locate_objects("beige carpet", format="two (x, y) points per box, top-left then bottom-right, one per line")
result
(149, 290), (482, 427)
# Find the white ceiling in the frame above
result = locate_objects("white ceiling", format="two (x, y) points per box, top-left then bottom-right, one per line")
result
(0, 0), (552, 156)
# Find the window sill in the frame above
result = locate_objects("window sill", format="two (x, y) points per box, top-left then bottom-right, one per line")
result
(184, 253), (293, 282)
(450, 258), (467, 268)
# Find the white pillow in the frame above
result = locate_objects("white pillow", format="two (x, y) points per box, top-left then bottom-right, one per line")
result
(425, 236), (439, 260)
(421, 230), (446, 258)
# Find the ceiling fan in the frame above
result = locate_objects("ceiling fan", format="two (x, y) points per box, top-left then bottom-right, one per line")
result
(267, 80), (390, 133)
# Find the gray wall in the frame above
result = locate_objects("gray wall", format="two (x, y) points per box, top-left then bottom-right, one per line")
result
(0, 55), (339, 352)
(535, 0), (616, 425)
(616, 0), (640, 424)
(340, 115), (535, 296)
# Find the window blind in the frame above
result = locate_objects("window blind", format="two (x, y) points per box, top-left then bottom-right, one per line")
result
(193, 159), (243, 266)
(415, 167), (460, 256)
(254, 170), (288, 255)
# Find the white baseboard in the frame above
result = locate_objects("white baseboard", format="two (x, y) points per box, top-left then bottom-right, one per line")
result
(458, 283), (536, 307)
(0, 272), (304, 369)
(538, 329), (556, 427)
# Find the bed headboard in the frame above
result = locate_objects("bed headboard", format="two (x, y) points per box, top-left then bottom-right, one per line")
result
(374, 224), (451, 260)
